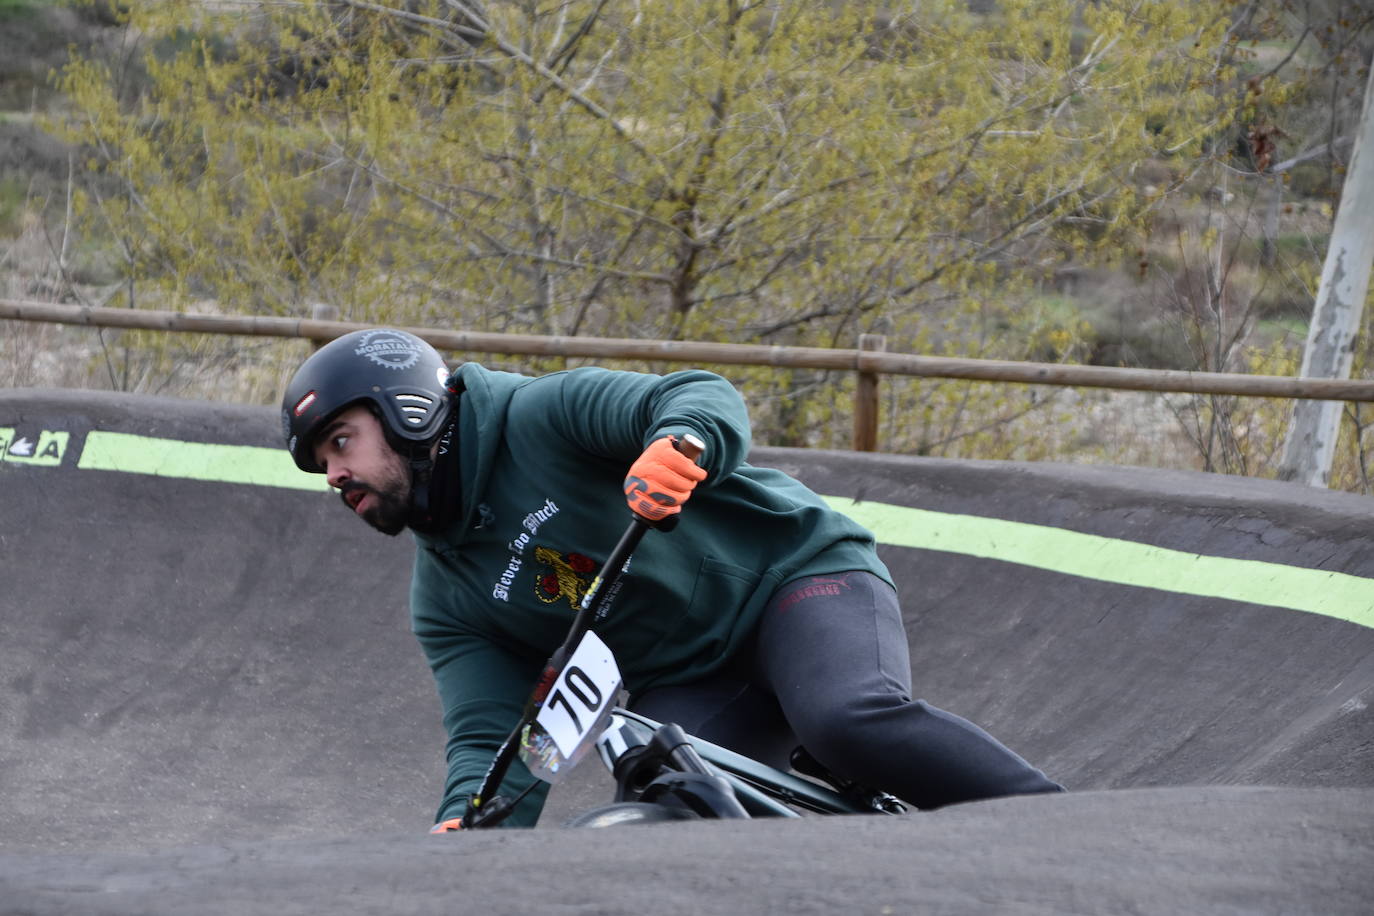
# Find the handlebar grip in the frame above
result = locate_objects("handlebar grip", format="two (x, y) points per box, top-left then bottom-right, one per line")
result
(675, 434), (705, 463)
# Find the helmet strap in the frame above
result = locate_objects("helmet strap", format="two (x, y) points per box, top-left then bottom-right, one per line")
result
(405, 448), (436, 529)
(406, 416), (460, 534)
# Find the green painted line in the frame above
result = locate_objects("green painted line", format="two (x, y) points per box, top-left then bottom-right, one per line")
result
(61, 430), (1374, 628)
(822, 495), (1374, 630)
(78, 431), (330, 492)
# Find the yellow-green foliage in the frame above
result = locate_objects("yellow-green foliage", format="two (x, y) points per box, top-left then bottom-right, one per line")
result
(55, 0), (1236, 454)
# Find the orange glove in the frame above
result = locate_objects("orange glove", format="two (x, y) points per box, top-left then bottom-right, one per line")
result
(430, 817), (464, 834)
(624, 436), (707, 522)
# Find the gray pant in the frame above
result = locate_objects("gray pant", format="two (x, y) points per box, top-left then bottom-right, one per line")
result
(630, 571), (1063, 809)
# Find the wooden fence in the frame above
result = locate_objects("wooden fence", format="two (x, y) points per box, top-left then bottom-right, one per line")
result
(5, 298), (1374, 452)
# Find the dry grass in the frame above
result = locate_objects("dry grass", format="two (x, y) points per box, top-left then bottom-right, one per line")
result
(3, 209), (309, 399)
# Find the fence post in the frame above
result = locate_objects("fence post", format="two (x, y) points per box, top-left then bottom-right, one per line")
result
(853, 333), (886, 452)
(310, 303), (339, 350)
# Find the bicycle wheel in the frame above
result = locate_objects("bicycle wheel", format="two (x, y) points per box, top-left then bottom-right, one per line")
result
(563, 801), (700, 828)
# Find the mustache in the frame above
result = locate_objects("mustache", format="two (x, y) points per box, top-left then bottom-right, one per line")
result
(338, 480), (372, 507)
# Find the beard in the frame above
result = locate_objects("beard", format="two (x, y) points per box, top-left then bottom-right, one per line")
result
(339, 454), (413, 536)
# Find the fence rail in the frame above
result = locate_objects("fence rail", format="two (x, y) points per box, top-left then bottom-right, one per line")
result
(5, 299), (1373, 451)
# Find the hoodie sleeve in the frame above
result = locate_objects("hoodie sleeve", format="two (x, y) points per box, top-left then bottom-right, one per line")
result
(410, 551), (550, 828)
(537, 366), (752, 485)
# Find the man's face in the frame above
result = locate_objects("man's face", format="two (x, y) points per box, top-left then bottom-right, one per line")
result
(313, 405), (412, 536)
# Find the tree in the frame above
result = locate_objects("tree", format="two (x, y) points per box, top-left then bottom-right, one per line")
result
(56, 0), (1235, 451)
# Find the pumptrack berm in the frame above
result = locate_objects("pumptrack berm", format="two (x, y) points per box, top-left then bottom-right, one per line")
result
(2, 387), (1371, 914)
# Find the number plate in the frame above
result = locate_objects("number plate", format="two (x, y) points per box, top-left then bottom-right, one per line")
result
(535, 630), (622, 758)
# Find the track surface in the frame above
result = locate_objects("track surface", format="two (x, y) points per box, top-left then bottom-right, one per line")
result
(2, 388), (1372, 913)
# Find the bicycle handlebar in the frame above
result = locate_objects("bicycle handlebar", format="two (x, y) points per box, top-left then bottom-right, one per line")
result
(461, 434), (705, 829)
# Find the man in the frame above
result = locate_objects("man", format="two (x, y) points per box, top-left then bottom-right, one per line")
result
(281, 328), (1062, 830)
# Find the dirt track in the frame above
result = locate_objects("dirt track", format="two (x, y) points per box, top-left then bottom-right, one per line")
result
(2, 388), (1371, 913)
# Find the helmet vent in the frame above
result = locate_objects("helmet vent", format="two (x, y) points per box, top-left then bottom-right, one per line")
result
(395, 393), (435, 426)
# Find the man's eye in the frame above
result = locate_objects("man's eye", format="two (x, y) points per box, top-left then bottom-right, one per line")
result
(333, 435), (349, 450)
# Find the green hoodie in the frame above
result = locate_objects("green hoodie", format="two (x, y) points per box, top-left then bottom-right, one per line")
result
(410, 363), (891, 826)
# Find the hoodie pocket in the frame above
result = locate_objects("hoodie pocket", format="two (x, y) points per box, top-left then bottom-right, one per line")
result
(652, 556), (763, 663)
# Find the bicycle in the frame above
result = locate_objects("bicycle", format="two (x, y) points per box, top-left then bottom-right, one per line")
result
(460, 435), (905, 830)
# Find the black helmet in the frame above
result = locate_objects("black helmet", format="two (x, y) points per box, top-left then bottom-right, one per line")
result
(281, 328), (454, 473)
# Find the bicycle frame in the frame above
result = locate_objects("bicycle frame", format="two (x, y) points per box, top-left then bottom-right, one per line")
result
(597, 708), (873, 817)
